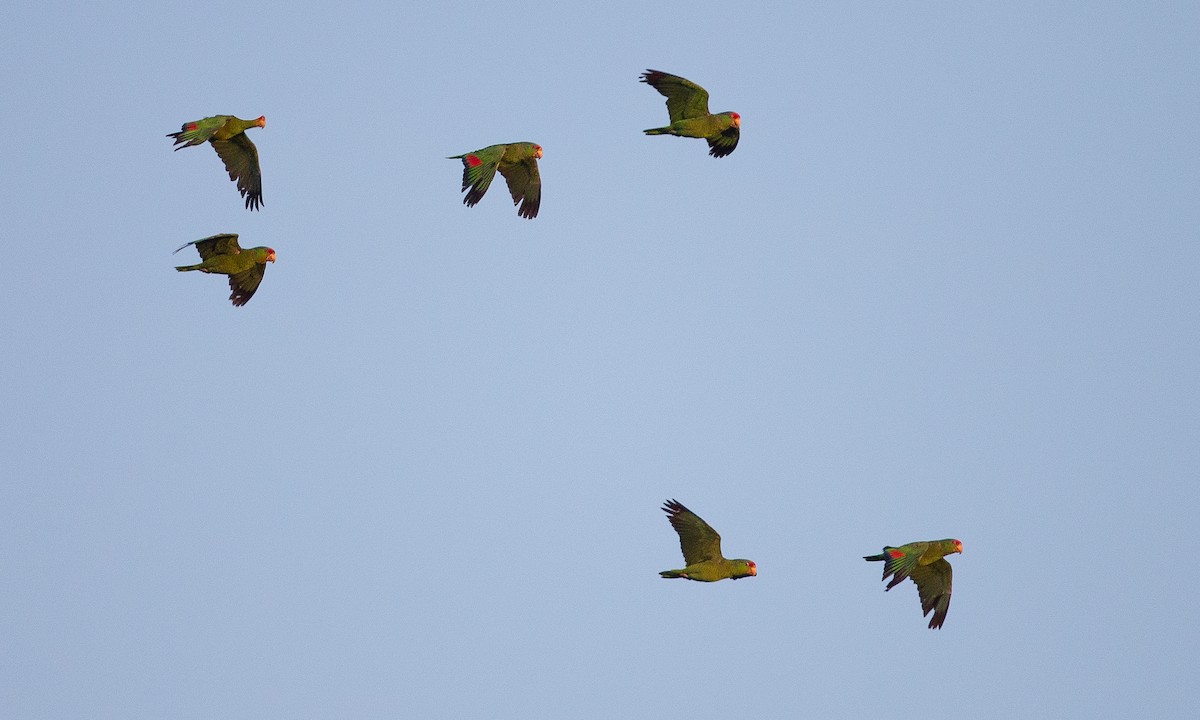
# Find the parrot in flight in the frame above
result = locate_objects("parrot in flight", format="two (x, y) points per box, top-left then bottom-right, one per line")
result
(659, 499), (757, 582)
(174, 233), (275, 306)
(640, 70), (740, 157)
(448, 142), (543, 218)
(168, 115), (266, 210)
(864, 539), (963, 629)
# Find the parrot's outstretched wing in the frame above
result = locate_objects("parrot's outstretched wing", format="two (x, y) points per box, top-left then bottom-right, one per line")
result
(662, 499), (723, 565)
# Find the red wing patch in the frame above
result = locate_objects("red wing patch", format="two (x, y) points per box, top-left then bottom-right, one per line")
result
(888, 549), (905, 559)
(465, 154), (482, 168)
(185, 122), (198, 131)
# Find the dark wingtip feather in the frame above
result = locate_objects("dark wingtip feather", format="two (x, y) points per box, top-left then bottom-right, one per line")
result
(662, 499), (686, 516)
(927, 608), (948, 629)
(640, 69), (677, 90)
(515, 195), (539, 219)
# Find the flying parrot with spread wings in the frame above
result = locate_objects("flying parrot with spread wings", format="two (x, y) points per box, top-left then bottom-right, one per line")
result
(640, 70), (740, 158)
(448, 142), (543, 218)
(864, 539), (963, 629)
(174, 233), (275, 307)
(168, 115), (266, 210)
(659, 499), (757, 582)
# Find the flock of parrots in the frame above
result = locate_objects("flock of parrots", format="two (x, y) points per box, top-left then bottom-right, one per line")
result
(168, 70), (964, 629)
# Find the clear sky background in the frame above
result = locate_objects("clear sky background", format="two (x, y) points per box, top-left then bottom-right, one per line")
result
(2, 2), (1197, 718)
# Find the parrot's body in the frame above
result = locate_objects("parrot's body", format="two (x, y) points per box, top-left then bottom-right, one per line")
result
(640, 70), (740, 158)
(448, 142), (543, 218)
(168, 115), (266, 210)
(659, 499), (757, 582)
(864, 539), (963, 629)
(174, 233), (275, 306)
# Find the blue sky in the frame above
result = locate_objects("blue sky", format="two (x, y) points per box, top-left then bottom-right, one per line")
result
(2, 2), (1197, 718)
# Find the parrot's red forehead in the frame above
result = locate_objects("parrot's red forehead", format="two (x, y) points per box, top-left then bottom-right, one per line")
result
(730, 112), (740, 120)
(256, 116), (267, 127)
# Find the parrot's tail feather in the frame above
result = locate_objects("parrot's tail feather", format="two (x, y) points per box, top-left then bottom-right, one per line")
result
(643, 127), (671, 135)
(863, 553), (887, 562)
(175, 265), (200, 272)
(659, 569), (684, 579)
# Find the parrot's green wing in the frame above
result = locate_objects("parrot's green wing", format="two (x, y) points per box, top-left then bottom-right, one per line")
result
(640, 70), (712, 122)
(498, 156), (541, 219)
(707, 123), (740, 158)
(211, 134), (263, 210)
(450, 145), (506, 207)
(865, 542), (928, 591)
(227, 263), (266, 307)
(910, 558), (953, 629)
(167, 115), (232, 148)
(662, 499), (723, 565)
(174, 233), (242, 261)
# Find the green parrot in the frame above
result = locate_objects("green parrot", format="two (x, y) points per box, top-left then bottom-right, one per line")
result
(168, 115), (266, 210)
(864, 539), (963, 629)
(174, 233), (276, 307)
(640, 70), (740, 158)
(659, 499), (757, 582)
(448, 142), (543, 219)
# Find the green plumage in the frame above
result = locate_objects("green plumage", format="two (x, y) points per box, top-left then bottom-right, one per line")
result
(174, 233), (276, 307)
(640, 70), (741, 158)
(448, 142), (543, 218)
(659, 499), (757, 582)
(864, 539), (963, 629)
(168, 115), (266, 210)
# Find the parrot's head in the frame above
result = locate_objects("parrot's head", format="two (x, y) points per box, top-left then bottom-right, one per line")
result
(732, 560), (757, 579)
(534, 144), (543, 159)
(255, 116), (267, 128)
(730, 112), (741, 128)
(953, 539), (963, 554)
(266, 248), (277, 263)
